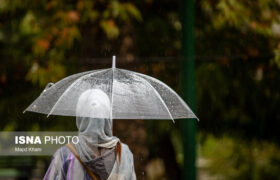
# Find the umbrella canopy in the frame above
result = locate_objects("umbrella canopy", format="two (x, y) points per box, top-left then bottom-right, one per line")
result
(24, 56), (198, 122)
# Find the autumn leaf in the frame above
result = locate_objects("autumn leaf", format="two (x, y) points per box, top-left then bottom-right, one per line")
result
(67, 11), (80, 23)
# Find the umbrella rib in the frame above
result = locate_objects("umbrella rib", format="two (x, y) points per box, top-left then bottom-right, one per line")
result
(47, 69), (109, 117)
(135, 74), (175, 122)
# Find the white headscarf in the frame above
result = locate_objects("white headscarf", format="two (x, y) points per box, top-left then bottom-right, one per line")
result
(75, 89), (119, 162)
(75, 89), (136, 180)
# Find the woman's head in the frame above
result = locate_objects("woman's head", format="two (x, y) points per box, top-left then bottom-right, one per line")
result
(74, 89), (120, 163)
(76, 89), (111, 119)
(76, 89), (113, 141)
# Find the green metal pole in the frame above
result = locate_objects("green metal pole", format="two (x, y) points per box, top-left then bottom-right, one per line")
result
(180, 0), (196, 179)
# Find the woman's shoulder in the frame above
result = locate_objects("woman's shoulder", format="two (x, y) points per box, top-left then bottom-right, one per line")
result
(120, 142), (129, 150)
(119, 142), (135, 173)
(120, 143), (133, 156)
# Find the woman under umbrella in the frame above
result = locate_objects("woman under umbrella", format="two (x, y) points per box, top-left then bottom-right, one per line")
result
(43, 89), (136, 180)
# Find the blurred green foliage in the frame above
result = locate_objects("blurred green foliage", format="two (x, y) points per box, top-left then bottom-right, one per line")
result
(199, 134), (280, 179)
(0, 0), (141, 87)
(196, 0), (280, 142)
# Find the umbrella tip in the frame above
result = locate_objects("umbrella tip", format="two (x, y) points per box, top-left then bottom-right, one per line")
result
(112, 55), (116, 68)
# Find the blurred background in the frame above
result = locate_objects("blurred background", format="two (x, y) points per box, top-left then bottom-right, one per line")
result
(1, 0), (280, 179)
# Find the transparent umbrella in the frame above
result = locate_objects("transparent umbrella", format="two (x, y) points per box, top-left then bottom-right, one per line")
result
(24, 56), (198, 122)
